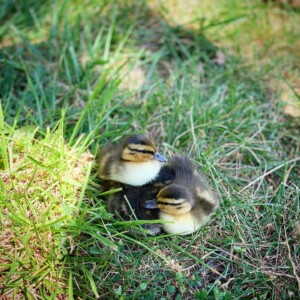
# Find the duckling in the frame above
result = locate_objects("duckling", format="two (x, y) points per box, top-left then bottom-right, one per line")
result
(98, 134), (167, 187)
(144, 156), (219, 235)
(98, 134), (174, 234)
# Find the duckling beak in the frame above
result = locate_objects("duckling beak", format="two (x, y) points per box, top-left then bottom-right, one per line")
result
(144, 199), (158, 209)
(154, 152), (167, 162)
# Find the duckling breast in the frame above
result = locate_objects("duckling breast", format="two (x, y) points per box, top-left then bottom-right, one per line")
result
(114, 160), (163, 186)
(159, 211), (208, 235)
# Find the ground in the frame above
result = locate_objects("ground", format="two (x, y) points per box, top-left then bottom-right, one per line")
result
(0, 0), (299, 299)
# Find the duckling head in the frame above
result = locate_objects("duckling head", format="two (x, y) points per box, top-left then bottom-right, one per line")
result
(144, 185), (194, 215)
(98, 134), (167, 186)
(121, 134), (166, 163)
(144, 184), (213, 235)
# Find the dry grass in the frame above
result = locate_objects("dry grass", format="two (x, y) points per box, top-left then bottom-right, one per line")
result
(0, 127), (93, 298)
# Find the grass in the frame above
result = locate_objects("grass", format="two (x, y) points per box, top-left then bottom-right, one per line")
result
(0, 0), (299, 299)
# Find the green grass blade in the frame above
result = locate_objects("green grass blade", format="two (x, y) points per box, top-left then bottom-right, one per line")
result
(0, 102), (9, 170)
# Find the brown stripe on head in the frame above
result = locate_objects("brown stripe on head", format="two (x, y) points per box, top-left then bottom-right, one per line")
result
(157, 198), (192, 215)
(157, 198), (185, 206)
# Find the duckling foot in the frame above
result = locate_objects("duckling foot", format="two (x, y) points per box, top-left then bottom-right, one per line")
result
(130, 224), (162, 236)
(141, 224), (162, 235)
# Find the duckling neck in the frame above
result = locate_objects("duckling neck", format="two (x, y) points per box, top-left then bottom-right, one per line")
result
(159, 211), (207, 235)
(114, 160), (162, 186)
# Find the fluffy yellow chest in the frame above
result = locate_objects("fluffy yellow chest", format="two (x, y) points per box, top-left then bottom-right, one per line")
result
(159, 211), (207, 235)
(112, 161), (162, 186)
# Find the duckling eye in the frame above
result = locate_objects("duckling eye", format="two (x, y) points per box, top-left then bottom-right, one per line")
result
(157, 201), (183, 206)
(140, 149), (154, 155)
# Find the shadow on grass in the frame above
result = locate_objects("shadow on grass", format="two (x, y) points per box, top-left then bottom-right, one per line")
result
(0, 1), (226, 298)
(0, 0), (51, 27)
(0, 0), (221, 133)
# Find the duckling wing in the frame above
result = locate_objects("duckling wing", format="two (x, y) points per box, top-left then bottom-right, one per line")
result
(97, 143), (116, 179)
(194, 188), (219, 214)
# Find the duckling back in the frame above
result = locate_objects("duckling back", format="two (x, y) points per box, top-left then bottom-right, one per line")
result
(166, 156), (207, 190)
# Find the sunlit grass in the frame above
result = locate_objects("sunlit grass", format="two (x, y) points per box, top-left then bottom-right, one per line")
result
(0, 115), (96, 298)
(0, 0), (299, 299)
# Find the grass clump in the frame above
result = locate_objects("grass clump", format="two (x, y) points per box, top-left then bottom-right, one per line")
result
(0, 115), (96, 298)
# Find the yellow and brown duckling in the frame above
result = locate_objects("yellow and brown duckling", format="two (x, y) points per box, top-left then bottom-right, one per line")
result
(144, 156), (219, 235)
(98, 134), (173, 233)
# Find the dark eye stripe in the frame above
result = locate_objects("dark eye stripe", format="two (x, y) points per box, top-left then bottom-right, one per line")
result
(157, 201), (183, 206)
(128, 147), (154, 155)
